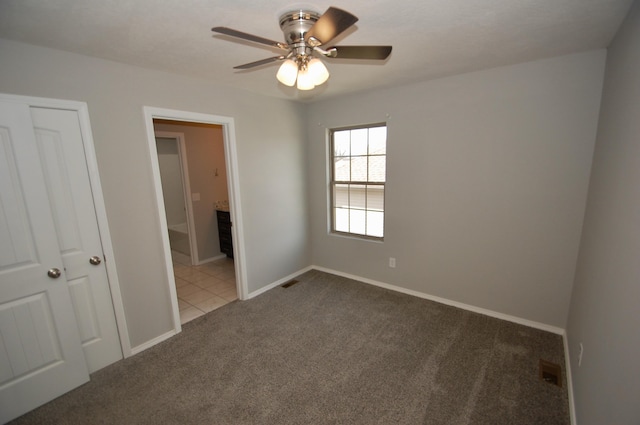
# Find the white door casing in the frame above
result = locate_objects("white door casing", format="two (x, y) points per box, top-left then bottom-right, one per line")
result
(0, 102), (90, 423)
(143, 107), (247, 342)
(31, 107), (123, 373)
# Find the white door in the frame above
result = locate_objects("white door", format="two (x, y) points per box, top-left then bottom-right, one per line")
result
(31, 107), (122, 373)
(0, 103), (89, 423)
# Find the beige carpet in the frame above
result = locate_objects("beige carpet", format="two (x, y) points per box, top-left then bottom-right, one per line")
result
(12, 270), (570, 424)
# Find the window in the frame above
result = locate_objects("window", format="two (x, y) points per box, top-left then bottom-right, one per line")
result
(330, 124), (386, 240)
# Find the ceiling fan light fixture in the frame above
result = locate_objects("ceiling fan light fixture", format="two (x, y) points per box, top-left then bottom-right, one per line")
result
(296, 67), (315, 90)
(276, 59), (298, 86)
(213, 6), (392, 92)
(308, 58), (329, 86)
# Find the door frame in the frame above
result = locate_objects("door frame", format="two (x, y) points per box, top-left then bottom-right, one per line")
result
(154, 131), (199, 265)
(0, 92), (131, 357)
(143, 107), (247, 333)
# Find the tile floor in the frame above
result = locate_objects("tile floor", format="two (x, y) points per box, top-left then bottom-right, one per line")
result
(172, 251), (237, 324)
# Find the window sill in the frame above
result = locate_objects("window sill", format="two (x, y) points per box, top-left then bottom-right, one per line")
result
(329, 231), (384, 243)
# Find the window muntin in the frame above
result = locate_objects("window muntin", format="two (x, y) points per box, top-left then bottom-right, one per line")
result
(330, 124), (386, 239)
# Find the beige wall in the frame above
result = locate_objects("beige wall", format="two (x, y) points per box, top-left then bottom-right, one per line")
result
(307, 50), (606, 328)
(567, 2), (640, 423)
(0, 38), (310, 349)
(154, 121), (228, 263)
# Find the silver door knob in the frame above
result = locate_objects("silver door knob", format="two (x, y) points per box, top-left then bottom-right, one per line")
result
(89, 256), (102, 266)
(47, 268), (62, 279)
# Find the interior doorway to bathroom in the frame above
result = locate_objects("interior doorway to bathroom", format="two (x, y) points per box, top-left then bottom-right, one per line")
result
(144, 106), (246, 333)
(153, 119), (239, 324)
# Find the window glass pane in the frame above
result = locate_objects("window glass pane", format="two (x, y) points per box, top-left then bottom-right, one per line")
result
(351, 156), (367, 181)
(334, 184), (349, 208)
(334, 131), (350, 156)
(366, 211), (384, 237)
(368, 127), (386, 155)
(351, 129), (368, 155)
(368, 156), (386, 182)
(330, 124), (386, 239)
(335, 208), (349, 232)
(350, 209), (366, 235)
(350, 184), (366, 209)
(334, 157), (350, 181)
(366, 186), (384, 211)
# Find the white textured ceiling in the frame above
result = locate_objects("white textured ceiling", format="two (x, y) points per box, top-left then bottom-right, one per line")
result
(0, 0), (633, 102)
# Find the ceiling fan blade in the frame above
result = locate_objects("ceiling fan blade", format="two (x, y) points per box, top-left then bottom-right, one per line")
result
(304, 7), (358, 46)
(233, 56), (286, 70)
(212, 27), (288, 50)
(328, 45), (392, 60)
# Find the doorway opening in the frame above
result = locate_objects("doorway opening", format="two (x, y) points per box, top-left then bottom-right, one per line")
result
(143, 107), (246, 332)
(154, 121), (236, 324)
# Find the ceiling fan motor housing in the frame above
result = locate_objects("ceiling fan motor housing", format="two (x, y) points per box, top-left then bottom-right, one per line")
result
(211, 6), (391, 78)
(279, 10), (319, 58)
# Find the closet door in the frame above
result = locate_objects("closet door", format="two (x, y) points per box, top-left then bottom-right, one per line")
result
(31, 107), (122, 373)
(0, 102), (89, 423)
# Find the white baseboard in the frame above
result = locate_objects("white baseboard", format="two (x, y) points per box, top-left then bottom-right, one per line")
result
(312, 265), (565, 335)
(130, 265), (312, 355)
(129, 329), (178, 356)
(311, 266), (574, 423)
(194, 254), (227, 265)
(128, 263), (576, 425)
(563, 333), (577, 425)
(245, 265), (314, 300)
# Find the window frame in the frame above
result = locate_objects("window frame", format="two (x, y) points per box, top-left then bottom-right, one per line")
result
(329, 122), (387, 241)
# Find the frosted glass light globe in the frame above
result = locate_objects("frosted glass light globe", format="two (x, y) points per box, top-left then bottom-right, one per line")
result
(308, 58), (329, 86)
(276, 59), (298, 86)
(296, 68), (315, 90)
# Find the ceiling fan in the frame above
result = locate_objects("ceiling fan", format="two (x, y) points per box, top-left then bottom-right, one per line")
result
(211, 6), (392, 90)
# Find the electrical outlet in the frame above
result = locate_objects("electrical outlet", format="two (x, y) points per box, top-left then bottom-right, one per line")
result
(389, 257), (396, 268)
(578, 343), (584, 367)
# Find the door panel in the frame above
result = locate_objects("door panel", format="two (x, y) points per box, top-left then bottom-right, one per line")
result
(68, 276), (101, 343)
(0, 294), (61, 379)
(31, 107), (122, 373)
(33, 126), (84, 254)
(0, 102), (89, 424)
(0, 126), (37, 268)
